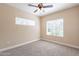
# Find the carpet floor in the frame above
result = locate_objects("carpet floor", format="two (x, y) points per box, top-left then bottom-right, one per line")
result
(0, 40), (79, 56)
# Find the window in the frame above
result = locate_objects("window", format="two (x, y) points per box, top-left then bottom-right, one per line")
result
(46, 18), (64, 37)
(16, 17), (35, 26)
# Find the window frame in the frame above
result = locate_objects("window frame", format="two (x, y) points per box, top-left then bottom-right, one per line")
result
(15, 17), (35, 26)
(46, 18), (64, 37)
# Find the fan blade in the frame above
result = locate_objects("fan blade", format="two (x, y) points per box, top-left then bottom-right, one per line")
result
(43, 5), (53, 8)
(28, 4), (37, 7)
(34, 9), (38, 13)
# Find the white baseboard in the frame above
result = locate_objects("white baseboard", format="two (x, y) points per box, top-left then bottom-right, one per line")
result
(41, 38), (79, 49)
(0, 39), (39, 52)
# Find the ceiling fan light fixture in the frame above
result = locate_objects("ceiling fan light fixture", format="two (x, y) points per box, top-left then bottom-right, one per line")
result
(28, 3), (53, 13)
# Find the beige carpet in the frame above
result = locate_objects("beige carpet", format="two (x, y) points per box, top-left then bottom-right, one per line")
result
(0, 40), (79, 56)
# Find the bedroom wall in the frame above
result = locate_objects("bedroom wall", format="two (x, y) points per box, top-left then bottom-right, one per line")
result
(0, 4), (40, 49)
(40, 6), (79, 47)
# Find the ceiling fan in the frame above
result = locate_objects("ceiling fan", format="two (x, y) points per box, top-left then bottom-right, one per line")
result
(28, 3), (53, 13)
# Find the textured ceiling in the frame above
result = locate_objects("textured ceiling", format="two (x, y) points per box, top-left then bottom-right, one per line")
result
(7, 3), (79, 16)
